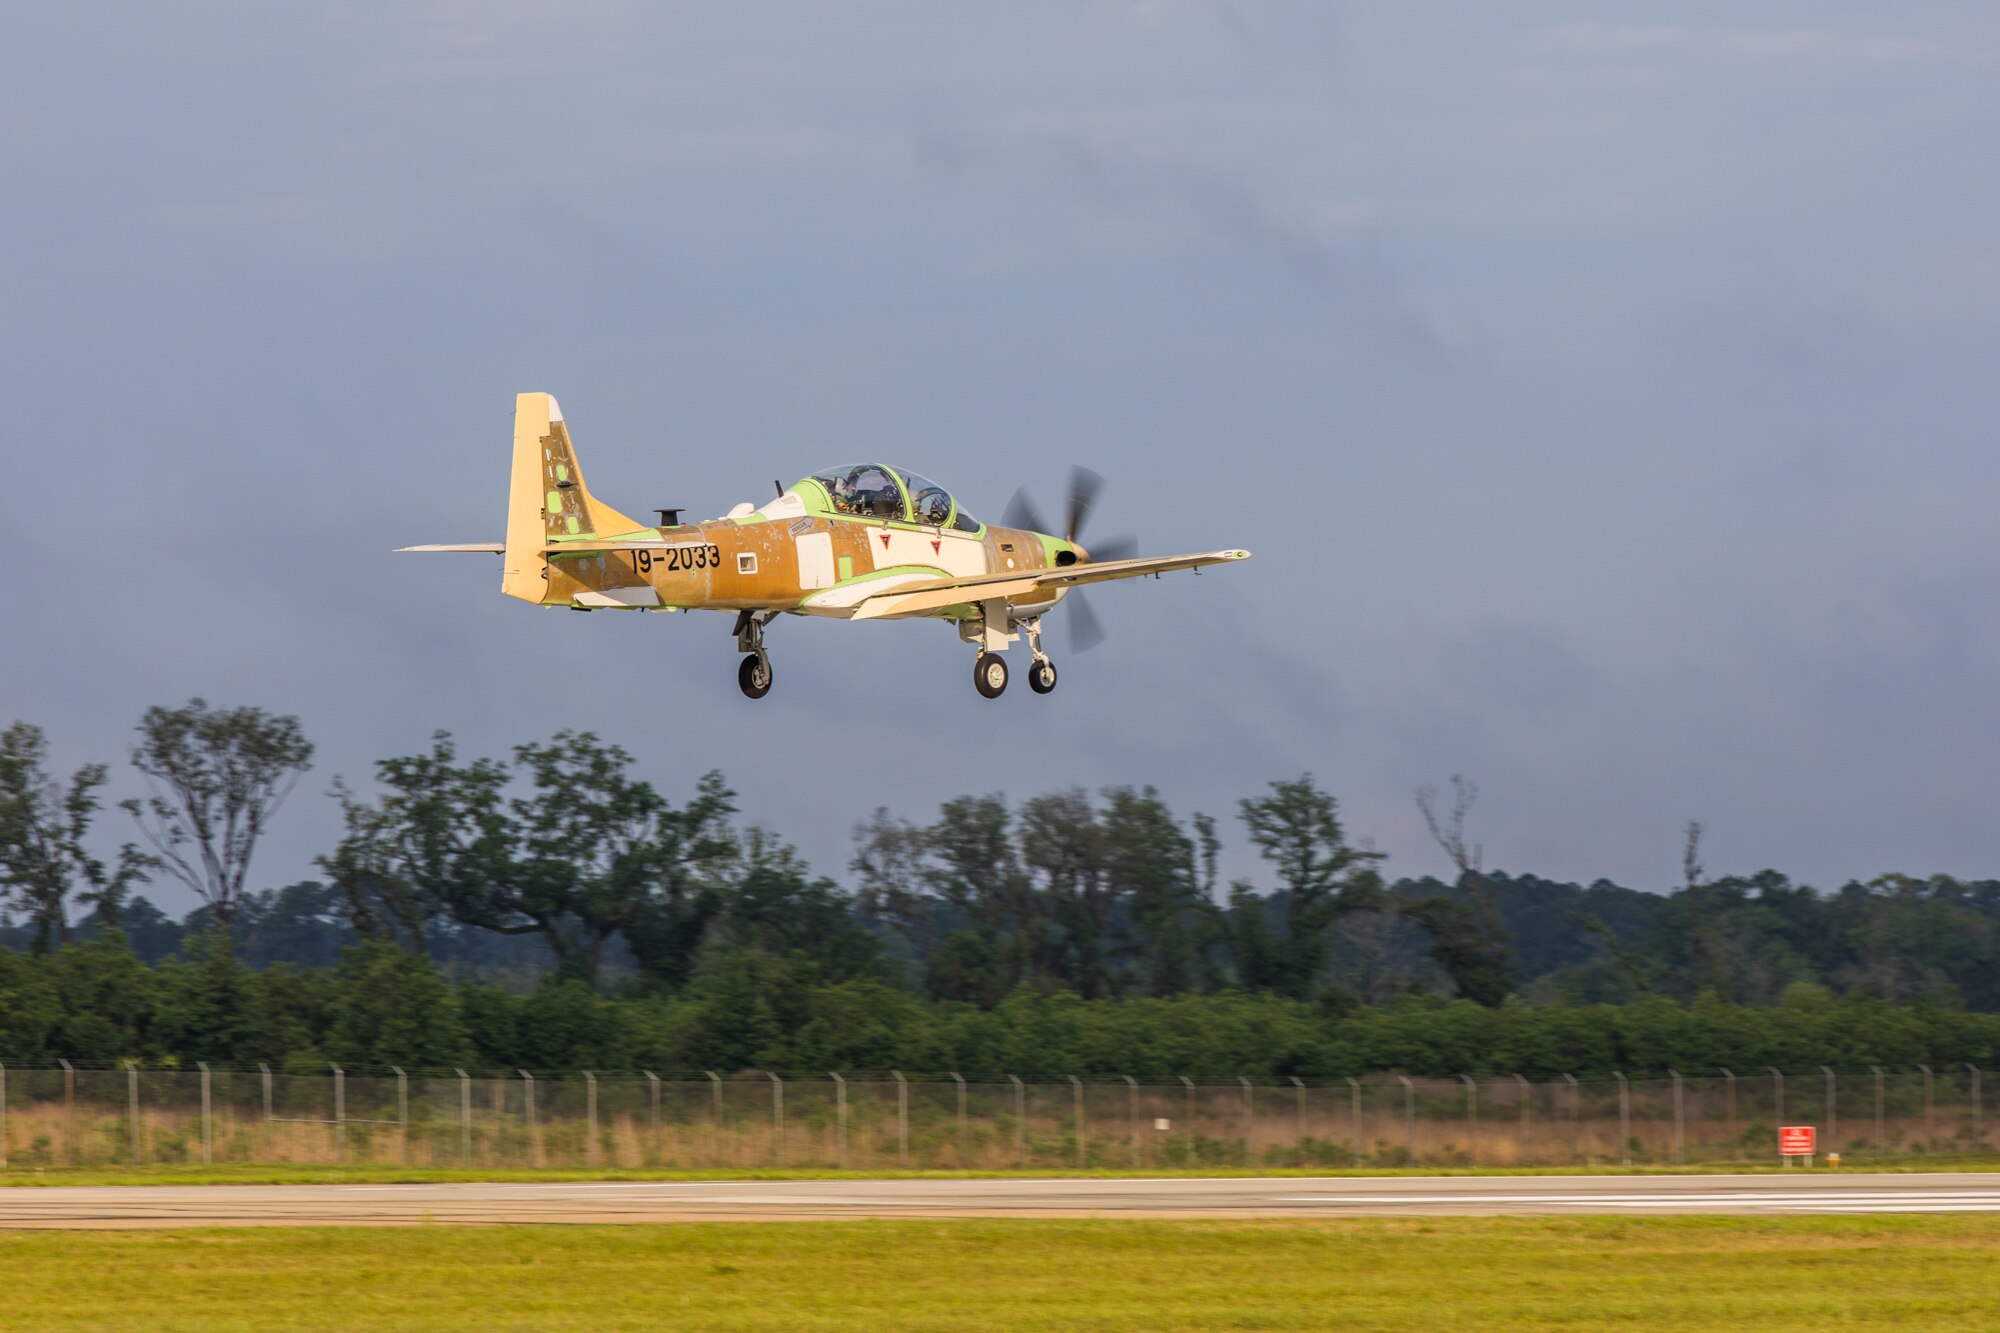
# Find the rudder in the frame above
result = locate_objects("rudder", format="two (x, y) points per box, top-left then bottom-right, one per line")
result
(502, 392), (647, 602)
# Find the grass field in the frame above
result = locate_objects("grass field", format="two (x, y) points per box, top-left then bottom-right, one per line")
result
(5, 1156), (2000, 1187)
(5, 1217), (2000, 1331)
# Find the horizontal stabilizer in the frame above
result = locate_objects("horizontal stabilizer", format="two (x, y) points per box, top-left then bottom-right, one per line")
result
(540, 536), (673, 555)
(398, 543), (505, 554)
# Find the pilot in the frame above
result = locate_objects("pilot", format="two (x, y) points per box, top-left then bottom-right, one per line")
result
(829, 470), (864, 513)
(916, 490), (951, 526)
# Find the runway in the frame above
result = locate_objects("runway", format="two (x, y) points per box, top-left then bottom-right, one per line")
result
(4, 1173), (2000, 1228)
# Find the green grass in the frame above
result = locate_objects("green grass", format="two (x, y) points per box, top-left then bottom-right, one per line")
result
(5, 1217), (2000, 1331)
(5, 1156), (2000, 1188)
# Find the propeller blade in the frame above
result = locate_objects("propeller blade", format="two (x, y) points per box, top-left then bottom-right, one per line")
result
(1065, 466), (1105, 544)
(1002, 488), (1048, 535)
(1089, 533), (1138, 564)
(1068, 590), (1107, 654)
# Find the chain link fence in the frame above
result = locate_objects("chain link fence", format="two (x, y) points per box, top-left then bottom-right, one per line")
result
(0, 1062), (1988, 1171)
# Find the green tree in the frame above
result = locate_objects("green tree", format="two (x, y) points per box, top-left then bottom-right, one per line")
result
(1233, 775), (1385, 999)
(125, 699), (313, 936)
(0, 722), (152, 948)
(326, 941), (472, 1067)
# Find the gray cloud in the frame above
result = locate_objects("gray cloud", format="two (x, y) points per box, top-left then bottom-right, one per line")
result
(4, 2), (2000, 914)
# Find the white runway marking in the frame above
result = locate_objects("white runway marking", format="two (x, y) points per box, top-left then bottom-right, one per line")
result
(1282, 1190), (2000, 1213)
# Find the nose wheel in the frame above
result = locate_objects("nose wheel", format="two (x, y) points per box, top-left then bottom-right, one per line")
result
(738, 652), (773, 699)
(734, 610), (776, 700)
(1028, 658), (1057, 694)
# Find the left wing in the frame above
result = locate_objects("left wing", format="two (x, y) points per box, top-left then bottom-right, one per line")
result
(850, 549), (1250, 620)
(397, 543), (505, 554)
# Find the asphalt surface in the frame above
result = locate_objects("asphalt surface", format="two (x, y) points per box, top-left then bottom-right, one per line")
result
(5, 1173), (2000, 1228)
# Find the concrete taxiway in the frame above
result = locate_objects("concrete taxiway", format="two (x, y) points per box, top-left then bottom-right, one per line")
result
(4, 1173), (2000, 1228)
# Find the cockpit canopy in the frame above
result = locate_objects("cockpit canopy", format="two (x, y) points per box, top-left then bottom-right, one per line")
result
(802, 464), (981, 532)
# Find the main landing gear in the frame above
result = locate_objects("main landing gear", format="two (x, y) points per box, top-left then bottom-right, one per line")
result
(974, 652), (1008, 698)
(734, 610), (775, 700)
(966, 612), (1059, 700)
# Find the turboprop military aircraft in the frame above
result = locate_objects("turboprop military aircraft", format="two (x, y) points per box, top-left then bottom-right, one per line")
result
(403, 393), (1250, 699)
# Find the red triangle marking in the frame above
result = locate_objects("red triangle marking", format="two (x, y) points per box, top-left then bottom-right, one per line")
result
(930, 539), (941, 554)
(878, 532), (891, 548)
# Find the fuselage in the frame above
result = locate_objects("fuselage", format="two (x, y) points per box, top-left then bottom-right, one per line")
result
(540, 471), (1074, 621)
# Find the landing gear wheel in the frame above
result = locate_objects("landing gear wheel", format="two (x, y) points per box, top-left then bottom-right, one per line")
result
(973, 652), (1009, 699)
(738, 653), (773, 700)
(1028, 659), (1058, 694)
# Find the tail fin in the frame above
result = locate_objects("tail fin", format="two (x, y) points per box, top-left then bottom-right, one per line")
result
(502, 393), (648, 603)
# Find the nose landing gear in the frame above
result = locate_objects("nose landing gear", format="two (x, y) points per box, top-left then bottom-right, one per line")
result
(734, 610), (775, 699)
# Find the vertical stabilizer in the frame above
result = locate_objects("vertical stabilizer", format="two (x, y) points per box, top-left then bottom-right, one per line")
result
(502, 393), (647, 603)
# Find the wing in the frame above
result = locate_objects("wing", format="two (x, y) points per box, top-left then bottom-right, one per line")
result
(849, 548), (1250, 620)
(397, 543), (505, 553)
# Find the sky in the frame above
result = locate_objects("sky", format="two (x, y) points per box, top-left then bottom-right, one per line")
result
(4, 2), (1999, 915)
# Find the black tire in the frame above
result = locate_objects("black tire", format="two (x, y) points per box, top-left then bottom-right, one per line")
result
(973, 652), (1009, 699)
(738, 653), (773, 699)
(1028, 659), (1058, 694)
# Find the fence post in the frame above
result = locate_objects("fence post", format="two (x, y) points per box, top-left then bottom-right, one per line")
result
(1562, 1074), (1580, 1164)
(1008, 1075), (1025, 1167)
(644, 1071), (661, 1162)
(766, 1072), (783, 1166)
(891, 1071), (909, 1168)
(1719, 1068), (1736, 1151)
(1460, 1074), (1477, 1166)
(196, 1061), (213, 1166)
(58, 1058), (75, 1163)
(1822, 1067), (1836, 1152)
(1969, 1064), (1983, 1143)
(952, 1072), (968, 1165)
(392, 1067), (409, 1164)
(1613, 1072), (1630, 1166)
(830, 1073), (847, 1169)
(1918, 1064), (1935, 1150)
(1181, 1076), (1198, 1166)
(519, 1070), (536, 1168)
(1397, 1075), (1415, 1164)
(1515, 1072), (1531, 1138)
(705, 1071), (722, 1166)
(1670, 1070), (1683, 1165)
(1870, 1066), (1884, 1155)
(1768, 1066), (1785, 1136)
(1346, 1077), (1361, 1161)
(258, 1062), (273, 1161)
(585, 1071), (600, 1166)
(332, 1064), (348, 1160)
(1069, 1075), (1086, 1167)
(1290, 1076), (1306, 1157)
(1239, 1077), (1255, 1167)
(1123, 1075), (1140, 1167)
(456, 1069), (471, 1164)
(0, 1059), (7, 1168)
(125, 1060), (142, 1165)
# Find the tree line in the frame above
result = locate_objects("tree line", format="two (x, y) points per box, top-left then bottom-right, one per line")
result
(5, 703), (2000, 1075)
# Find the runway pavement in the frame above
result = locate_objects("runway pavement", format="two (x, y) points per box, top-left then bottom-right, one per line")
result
(5, 1173), (2000, 1228)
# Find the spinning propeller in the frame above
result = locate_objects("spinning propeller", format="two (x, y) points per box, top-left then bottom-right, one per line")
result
(1001, 467), (1137, 653)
